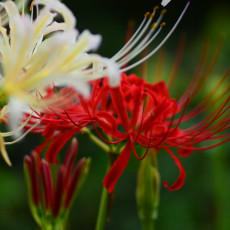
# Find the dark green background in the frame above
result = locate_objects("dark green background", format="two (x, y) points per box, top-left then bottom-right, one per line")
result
(0, 0), (230, 230)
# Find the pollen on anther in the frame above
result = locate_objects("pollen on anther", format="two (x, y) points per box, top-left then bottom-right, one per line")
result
(151, 23), (158, 29)
(144, 12), (150, 18)
(161, 9), (167, 15)
(154, 6), (160, 11)
(30, 0), (35, 11)
(149, 13), (155, 19)
(160, 22), (166, 27)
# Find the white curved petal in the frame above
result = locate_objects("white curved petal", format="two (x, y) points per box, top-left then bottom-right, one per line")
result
(32, 10), (56, 50)
(104, 59), (121, 87)
(88, 33), (102, 51)
(34, 0), (76, 29)
(8, 96), (28, 139)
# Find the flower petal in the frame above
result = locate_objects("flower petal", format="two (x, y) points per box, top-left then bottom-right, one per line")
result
(34, 0), (76, 29)
(110, 86), (129, 131)
(8, 96), (28, 139)
(104, 59), (121, 87)
(103, 141), (132, 193)
(46, 129), (77, 164)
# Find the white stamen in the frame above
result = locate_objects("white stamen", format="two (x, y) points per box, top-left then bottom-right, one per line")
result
(5, 119), (41, 145)
(112, 9), (159, 62)
(120, 1), (190, 72)
(118, 22), (163, 67)
(111, 17), (148, 61)
(31, 5), (34, 24)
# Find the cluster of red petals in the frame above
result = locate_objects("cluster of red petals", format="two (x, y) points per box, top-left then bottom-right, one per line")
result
(24, 139), (86, 217)
(25, 73), (230, 193)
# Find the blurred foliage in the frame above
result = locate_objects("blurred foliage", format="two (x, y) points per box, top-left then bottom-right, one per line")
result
(0, 0), (230, 230)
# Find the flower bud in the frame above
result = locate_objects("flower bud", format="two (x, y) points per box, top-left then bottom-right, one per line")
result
(136, 152), (160, 226)
(24, 138), (91, 229)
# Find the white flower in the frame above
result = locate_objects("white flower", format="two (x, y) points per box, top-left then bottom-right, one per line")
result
(0, 0), (121, 164)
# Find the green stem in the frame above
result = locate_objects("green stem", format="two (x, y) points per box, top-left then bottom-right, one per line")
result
(42, 227), (63, 230)
(82, 128), (110, 153)
(95, 185), (109, 230)
(141, 219), (154, 230)
(95, 162), (112, 230)
(41, 223), (64, 230)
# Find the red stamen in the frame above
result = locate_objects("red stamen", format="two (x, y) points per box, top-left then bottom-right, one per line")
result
(163, 148), (186, 191)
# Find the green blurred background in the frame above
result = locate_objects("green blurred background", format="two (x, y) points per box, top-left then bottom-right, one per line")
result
(0, 0), (230, 229)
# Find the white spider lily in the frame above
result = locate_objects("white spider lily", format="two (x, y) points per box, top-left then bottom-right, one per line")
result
(0, 0), (120, 165)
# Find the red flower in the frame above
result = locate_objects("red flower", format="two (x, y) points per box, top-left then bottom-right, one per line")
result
(25, 70), (230, 193)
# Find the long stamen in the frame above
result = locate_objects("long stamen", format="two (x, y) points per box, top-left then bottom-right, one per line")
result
(112, 6), (160, 61)
(117, 9), (165, 64)
(113, 7), (165, 65)
(30, 0), (35, 11)
(121, 1), (190, 73)
(118, 22), (166, 67)
(5, 119), (42, 145)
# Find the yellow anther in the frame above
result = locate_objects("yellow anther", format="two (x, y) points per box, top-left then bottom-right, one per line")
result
(160, 22), (166, 27)
(153, 6), (159, 11)
(149, 13), (155, 19)
(144, 12), (150, 18)
(151, 23), (158, 29)
(161, 9), (167, 15)
(30, 0), (35, 11)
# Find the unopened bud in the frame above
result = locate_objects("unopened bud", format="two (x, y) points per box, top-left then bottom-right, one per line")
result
(136, 152), (160, 225)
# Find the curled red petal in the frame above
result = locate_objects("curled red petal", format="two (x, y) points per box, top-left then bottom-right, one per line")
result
(129, 86), (144, 130)
(110, 87), (129, 132)
(96, 112), (118, 135)
(163, 149), (186, 191)
(46, 129), (77, 164)
(103, 141), (132, 193)
(42, 124), (56, 138)
(95, 112), (124, 139)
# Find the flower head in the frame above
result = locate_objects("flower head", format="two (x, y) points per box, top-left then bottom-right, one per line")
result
(25, 61), (230, 193)
(0, 0), (121, 163)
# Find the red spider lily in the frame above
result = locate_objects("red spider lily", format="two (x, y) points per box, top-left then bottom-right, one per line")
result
(24, 138), (90, 227)
(23, 35), (230, 194)
(24, 60), (230, 193)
